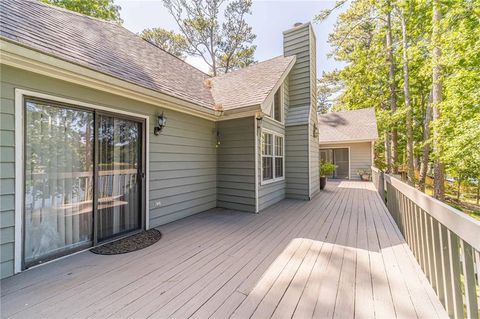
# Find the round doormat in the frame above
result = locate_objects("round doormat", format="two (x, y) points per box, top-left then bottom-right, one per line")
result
(90, 229), (161, 255)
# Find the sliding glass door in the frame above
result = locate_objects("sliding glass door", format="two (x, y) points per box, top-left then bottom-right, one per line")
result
(23, 98), (144, 267)
(96, 115), (142, 242)
(24, 100), (94, 265)
(319, 148), (349, 179)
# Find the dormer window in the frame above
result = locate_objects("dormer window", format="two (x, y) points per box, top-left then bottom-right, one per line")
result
(271, 86), (283, 123)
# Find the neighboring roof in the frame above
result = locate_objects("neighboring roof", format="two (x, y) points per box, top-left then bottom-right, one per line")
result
(318, 108), (378, 143)
(0, 0), (214, 108)
(210, 56), (295, 110)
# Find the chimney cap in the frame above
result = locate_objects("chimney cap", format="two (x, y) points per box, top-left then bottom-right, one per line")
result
(293, 22), (303, 27)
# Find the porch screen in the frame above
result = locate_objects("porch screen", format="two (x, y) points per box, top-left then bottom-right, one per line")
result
(24, 99), (94, 265)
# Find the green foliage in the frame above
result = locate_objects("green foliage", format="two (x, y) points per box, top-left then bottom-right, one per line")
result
(317, 0), (480, 195)
(320, 161), (337, 176)
(42, 0), (122, 23)
(317, 71), (343, 114)
(162, 0), (256, 75)
(140, 28), (189, 59)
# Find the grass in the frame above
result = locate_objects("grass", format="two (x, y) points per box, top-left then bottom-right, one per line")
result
(424, 186), (480, 221)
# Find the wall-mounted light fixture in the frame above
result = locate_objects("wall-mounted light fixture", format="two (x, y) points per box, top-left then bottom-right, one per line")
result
(313, 123), (319, 138)
(154, 112), (167, 135)
(256, 113), (264, 129)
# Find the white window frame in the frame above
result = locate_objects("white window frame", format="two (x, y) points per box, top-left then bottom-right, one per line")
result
(261, 129), (285, 185)
(14, 89), (150, 274)
(270, 85), (284, 124)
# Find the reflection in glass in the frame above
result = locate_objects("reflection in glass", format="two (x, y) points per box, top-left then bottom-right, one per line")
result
(24, 100), (93, 265)
(97, 115), (141, 241)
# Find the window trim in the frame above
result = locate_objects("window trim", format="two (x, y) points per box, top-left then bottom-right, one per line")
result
(261, 129), (285, 185)
(270, 85), (284, 124)
(14, 89), (150, 274)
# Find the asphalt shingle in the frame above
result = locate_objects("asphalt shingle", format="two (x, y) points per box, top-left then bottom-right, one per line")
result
(0, 0), (215, 109)
(318, 108), (378, 143)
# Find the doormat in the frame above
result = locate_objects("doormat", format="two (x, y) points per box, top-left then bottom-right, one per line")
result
(90, 229), (161, 255)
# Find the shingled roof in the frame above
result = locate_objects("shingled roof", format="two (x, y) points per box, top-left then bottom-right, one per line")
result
(0, 0), (295, 114)
(318, 108), (378, 143)
(210, 56), (295, 110)
(0, 0), (215, 108)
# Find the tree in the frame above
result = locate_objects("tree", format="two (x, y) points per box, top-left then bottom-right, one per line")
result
(431, 0), (445, 200)
(384, 2), (399, 174)
(317, 72), (343, 114)
(162, 0), (256, 75)
(42, 0), (122, 23)
(140, 28), (189, 59)
(397, 4), (414, 185)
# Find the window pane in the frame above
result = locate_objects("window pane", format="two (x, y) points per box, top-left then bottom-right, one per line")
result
(262, 133), (272, 155)
(24, 100), (93, 265)
(273, 90), (281, 122)
(262, 157), (273, 180)
(275, 157), (283, 178)
(275, 136), (283, 156)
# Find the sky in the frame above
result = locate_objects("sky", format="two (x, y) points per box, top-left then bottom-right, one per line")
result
(114, 0), (348, 75)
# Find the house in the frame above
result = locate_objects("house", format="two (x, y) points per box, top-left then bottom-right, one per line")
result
(0, 0), (319, 278)
(318, 108), (378, 180)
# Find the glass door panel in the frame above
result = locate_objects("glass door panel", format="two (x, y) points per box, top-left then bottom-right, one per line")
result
(97, 115), (142, 241)
(320, 149), (334, 178)
(24, 99), (94, 266)
(333, 148), (349, 179)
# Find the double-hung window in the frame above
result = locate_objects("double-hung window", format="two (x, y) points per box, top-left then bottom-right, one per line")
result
(261, 131), (284, 183)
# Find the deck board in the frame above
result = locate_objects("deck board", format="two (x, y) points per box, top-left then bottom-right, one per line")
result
(0, 181), (448, 319)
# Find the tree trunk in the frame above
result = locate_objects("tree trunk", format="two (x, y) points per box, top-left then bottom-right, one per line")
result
(418, 93), (431, 192)
(386, 8), (398, 174)
(477, 180), (479, 205)
(456, 176), (462, 201)
(432, 0), (445, 200)
(382, 102), (392, 173)
(400, 10), (415, 186)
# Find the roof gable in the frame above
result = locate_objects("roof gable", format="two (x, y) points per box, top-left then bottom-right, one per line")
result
(1, 0), (298, 116)
(318, 108), (378, 143)
(210, 56), (295, 111)
(0, 0), (215, 108)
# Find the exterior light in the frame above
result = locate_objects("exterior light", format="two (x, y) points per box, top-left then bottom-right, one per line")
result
(256, 113), (263, 128)
(313, 124), (319, 138)
(154, 112), (167, 135)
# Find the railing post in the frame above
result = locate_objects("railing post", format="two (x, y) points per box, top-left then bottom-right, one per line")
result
(378, 171), (385, 202)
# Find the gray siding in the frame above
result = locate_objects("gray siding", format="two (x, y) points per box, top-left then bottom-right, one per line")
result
(0, 87), (15, 279)
(320, 142), (373, 180)
(283, 23), (318, 200)
(216, 117), (256, 212)
(309, 108), (320, 197)
(285, 124), (310, 200)
(0, 65), (217, 278)
(257, 118), (286, 211)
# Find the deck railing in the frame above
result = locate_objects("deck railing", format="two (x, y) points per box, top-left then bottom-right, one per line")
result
(371, 167), (480, 319)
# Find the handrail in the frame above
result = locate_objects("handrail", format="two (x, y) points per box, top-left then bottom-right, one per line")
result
(384, 174), (480, 251)
(371, 167), (480, 319)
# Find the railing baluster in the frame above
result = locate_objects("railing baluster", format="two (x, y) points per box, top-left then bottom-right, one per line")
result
(414, 204), (426, 271)
(373, 170), (480, 319)
(461, 240), (478, 319)
(420, 209), (432, 282)
(448, 232), (464, 319)
(439, 224), (455, 316)
(431, 218), (445, 306)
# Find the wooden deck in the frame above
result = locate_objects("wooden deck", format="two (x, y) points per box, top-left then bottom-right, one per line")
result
(1, 181), (448, 319)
